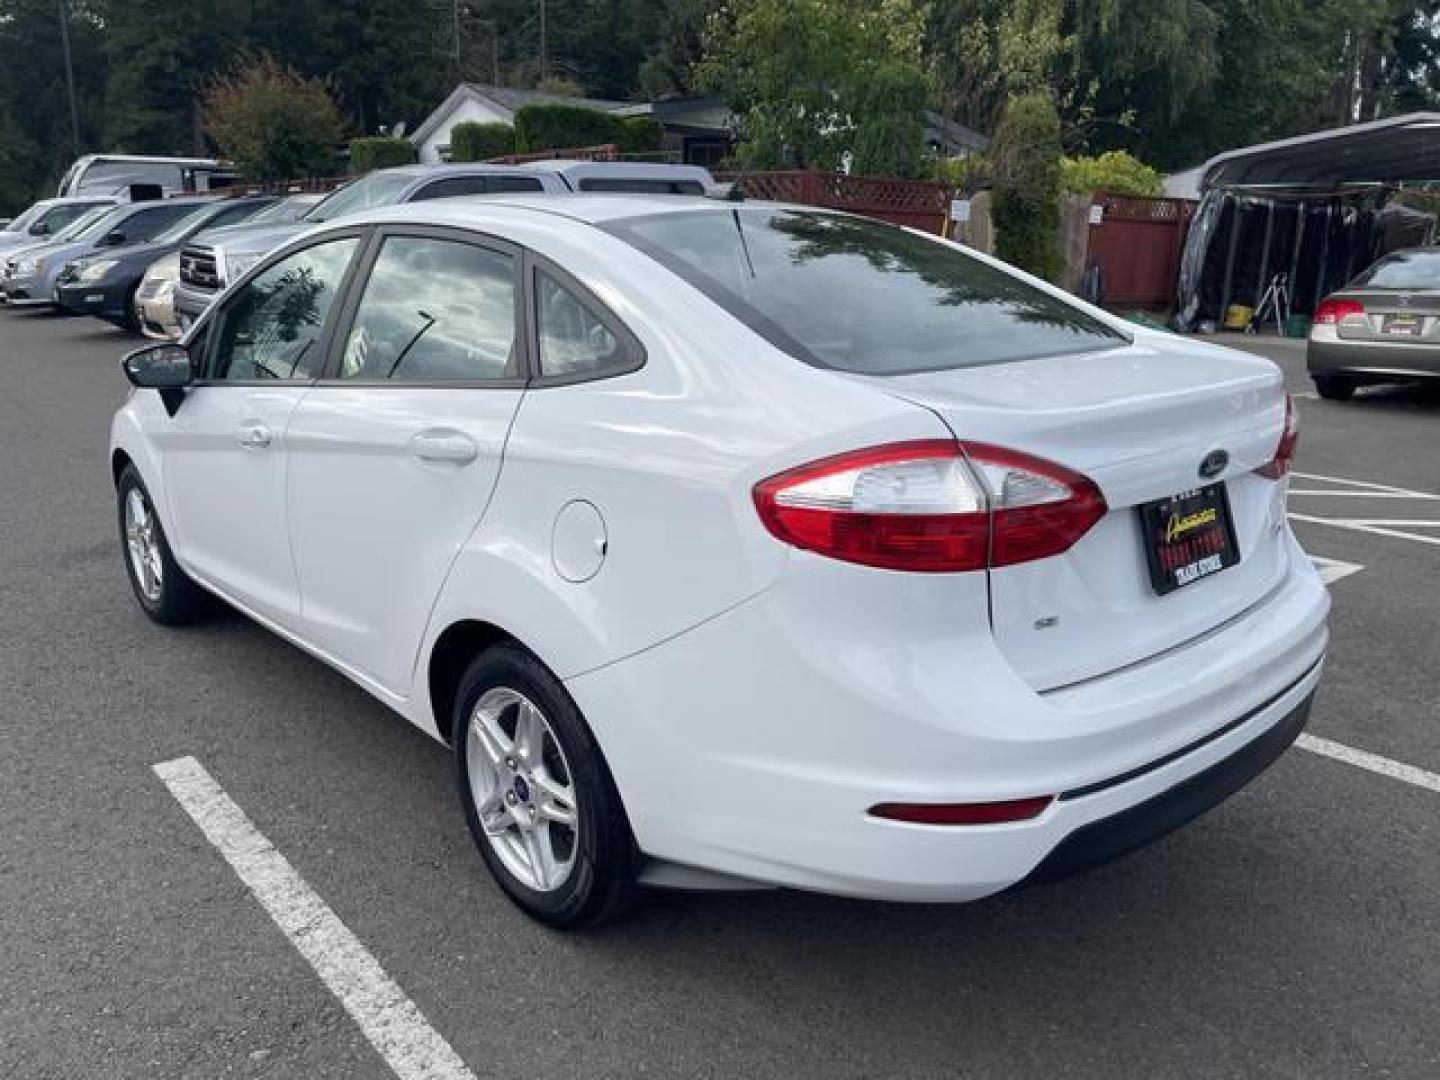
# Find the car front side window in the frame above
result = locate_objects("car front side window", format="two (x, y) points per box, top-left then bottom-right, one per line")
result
(338, 235), (518, 383)
(206, 238), (359, 382)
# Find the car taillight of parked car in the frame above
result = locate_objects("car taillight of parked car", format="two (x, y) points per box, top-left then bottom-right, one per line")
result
(1312, 297), (1365, 324)
(1256, 395), (1299, 481)
(752, 440), (1106, 573)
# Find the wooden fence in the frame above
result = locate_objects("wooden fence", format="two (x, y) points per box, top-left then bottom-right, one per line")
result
(1087, 194), (1196, 310)
(716, 170), (953, 235)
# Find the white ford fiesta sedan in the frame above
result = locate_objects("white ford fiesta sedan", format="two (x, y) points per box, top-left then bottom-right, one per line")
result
(111, 196), (1329, 926)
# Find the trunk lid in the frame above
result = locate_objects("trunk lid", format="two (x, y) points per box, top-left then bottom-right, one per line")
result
(1332, 287), (1440, 343)
(867, 332), (1291, 690)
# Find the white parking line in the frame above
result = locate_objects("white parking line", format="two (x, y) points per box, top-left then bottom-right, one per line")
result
(153, 756), (478, 1080)
(1298, 735), (1440, 795)
(1289, 512), (1440, 548)
(1310, 556), (1364, 585)
(1290, 471), (1440, 499)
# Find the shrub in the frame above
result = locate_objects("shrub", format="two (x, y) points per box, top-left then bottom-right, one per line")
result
(450, 121), (516, 162)
(202, 55), (344, 183)
(620, 116), (664, 154)
(1060, 150), (1163, 197)
(989, 92), (1063, 281)
(513, 104), (628, 153)
(349, 137), (415, 173)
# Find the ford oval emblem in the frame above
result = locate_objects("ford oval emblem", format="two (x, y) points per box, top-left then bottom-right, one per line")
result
(1198, 449), (1229, 480)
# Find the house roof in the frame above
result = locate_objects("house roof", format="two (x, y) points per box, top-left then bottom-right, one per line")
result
(923, 112), (989, 155)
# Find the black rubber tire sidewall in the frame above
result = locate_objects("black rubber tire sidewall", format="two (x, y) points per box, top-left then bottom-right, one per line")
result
(454, 644), (639, 928)
(116, 464), (211, 625)
(1313, 376), (1357, 401)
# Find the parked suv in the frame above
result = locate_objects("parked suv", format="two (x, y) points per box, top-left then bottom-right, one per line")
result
(55, 196), (276, 329)
(173, 162), (716, 326)
(1, 198), (214, 307)
(0, 196), (116, 254)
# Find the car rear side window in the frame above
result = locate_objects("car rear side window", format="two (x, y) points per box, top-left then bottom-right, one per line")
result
(338, 236), (517, 382)
(604, 208), (1126, 375)
(577, 178), (705, 195)
(534, 269), (635, 379)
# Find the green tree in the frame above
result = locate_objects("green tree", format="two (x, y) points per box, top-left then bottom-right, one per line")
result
(0, 0), (108, 213)
(990, 92), (1063, 281)
(202, 56), (345, 182)
(698, 0), (930, 176)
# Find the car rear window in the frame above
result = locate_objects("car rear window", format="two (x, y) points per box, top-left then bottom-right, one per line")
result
(603, 209), (1125, 375)
(1351, 251), (1440, 289)
(578, 178), (705, 195)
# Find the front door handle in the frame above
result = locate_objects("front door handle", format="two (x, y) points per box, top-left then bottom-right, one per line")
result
(237, 421), (271, 449)
(409, 429), (478, 465)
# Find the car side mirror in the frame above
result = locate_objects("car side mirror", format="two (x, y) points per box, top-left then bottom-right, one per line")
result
(30, 220), (50, 236)
(101, 229), (127, 247)
(123, 343), (194, 415)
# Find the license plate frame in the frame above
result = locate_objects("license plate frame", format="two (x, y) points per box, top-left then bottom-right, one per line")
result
(1382, 313), (1423, 337)
(1137, 483), (1240, 596)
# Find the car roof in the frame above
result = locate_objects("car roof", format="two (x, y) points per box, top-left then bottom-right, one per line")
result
(374, 163), (557, 179)
(519, 160), (714, 181)
(337, 193), (797, 231)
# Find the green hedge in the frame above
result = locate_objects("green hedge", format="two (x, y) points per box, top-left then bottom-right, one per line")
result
(349, 137), (416, 173)
(619, 116), (664, 153)
(512, 104), (664, 155)
(1059, 151), (1163, 197)
(450, 121), (515, 162)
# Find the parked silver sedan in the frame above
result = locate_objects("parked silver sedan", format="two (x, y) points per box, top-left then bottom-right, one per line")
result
(1308, 247), (1440, 400)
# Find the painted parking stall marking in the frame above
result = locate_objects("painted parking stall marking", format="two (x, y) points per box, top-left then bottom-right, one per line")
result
(1289, 470), (1440, 556)
(153, 756), (479, 1080)
(1298, 735), (1440, 795)
(1309, 555), (1364, 586)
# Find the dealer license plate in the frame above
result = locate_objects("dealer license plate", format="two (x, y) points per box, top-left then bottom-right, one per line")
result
(1138, 483), (1240, 596)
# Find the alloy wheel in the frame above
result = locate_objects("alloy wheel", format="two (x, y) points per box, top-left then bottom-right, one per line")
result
(124, 487), (164, 602)
(465, 687), (580, 893)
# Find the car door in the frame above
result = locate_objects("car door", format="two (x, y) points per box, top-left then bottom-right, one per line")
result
(284, 227), (527, 695)
(158, 233), (364, 624)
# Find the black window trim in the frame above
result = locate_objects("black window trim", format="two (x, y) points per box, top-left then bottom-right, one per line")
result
(313, 223), (530, 390)
(523, 252), (647, 388)
(188, 227), (372, 388)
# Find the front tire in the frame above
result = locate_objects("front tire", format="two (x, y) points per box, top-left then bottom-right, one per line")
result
(1313, 375), (1357, 401)
(454, 644), (639, 928)
(116, 464), (212, 625)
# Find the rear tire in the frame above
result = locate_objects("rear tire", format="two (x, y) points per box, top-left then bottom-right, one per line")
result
(1313, 375), (1357, 401)
(454, 643), (640, 928)
(116, 464), (212, 625)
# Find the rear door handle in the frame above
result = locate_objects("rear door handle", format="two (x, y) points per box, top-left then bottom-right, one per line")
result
(237, 421), (271, 449)
(409, 429), (478, 465)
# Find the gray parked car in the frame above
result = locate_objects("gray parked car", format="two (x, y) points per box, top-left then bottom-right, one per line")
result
(0, 196), (116, 254)
(1308, 247), (1440, 399)
(173, 161), (716, 325)
(0, 198), (215, 307)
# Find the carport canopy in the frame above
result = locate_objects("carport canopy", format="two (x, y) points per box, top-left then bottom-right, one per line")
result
(1201, 112), (1440, 191)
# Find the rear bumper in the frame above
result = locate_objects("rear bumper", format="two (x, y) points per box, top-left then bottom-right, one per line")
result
(567, 535), (1329, 902)
(1021, 685), (1311, 887)
(1308, 326), (1440, 380)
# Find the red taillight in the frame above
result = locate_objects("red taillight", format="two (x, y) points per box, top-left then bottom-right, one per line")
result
(1313, 297), (1364, 324)
(870, 796), (1054, 825)
(1256, 395), (1298, 480)
(752, 440), (1106, 572)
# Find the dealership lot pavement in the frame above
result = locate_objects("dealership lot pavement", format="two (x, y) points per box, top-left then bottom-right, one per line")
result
(1, 311), (1436, 1079)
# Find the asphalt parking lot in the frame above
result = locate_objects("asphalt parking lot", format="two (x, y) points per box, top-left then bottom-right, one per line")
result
(1, 310), (1436, 1079)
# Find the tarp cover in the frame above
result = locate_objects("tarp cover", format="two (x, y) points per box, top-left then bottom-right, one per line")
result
(1201, 113), (1440, 191)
